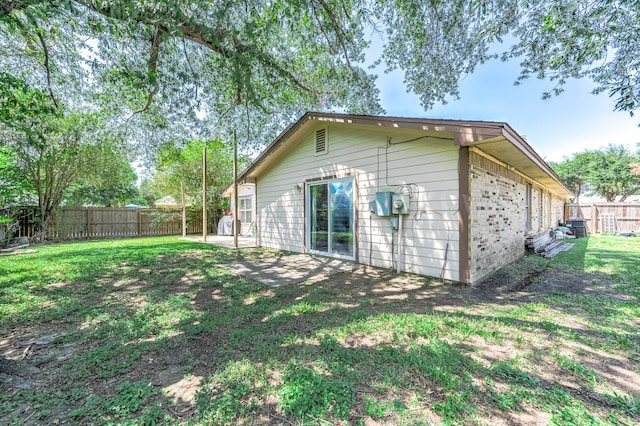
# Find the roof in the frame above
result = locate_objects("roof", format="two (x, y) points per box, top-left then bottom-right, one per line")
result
(154, 195), (184, 208)
(220, 181), (256, 198)
(237, 112), (574, 198)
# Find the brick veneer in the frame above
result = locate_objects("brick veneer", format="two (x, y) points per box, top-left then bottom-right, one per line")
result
(467, 152), (566, 284)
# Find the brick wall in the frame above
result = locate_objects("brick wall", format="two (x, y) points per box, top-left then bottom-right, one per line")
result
(467, 152), (567, 284)
(468, 152), (526, 283)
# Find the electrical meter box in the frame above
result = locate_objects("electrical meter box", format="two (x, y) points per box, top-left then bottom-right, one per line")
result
(392, 194), (410, 215)
(369, 191), (393, 216)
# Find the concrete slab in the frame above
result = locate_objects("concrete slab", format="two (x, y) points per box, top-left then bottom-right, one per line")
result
(181, 236), (257, 249)
(220, 254), (355, 286)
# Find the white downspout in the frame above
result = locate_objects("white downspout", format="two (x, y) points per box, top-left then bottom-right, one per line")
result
(397, 214), (403, 273)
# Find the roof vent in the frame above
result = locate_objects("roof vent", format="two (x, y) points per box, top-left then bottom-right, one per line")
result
(315, 128), (327, 154)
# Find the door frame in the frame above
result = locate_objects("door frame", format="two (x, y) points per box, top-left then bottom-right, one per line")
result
(305, 175), (356, 260)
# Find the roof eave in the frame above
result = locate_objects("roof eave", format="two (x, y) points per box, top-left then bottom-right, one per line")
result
(237, 112), (575, 199)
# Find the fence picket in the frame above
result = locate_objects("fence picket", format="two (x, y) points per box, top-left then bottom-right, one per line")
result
(1, 207), (223, 241)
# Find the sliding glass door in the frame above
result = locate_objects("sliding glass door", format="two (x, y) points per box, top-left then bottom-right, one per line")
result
(307, 178), (354, 259)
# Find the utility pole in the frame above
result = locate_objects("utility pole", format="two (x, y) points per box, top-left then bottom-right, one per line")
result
(233, 131), (239, 249)
(202, 146), (207, 243)
(181, 181), (186, 238)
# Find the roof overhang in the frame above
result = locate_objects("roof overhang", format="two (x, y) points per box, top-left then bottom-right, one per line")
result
(455, 123), (573, 198)
(220, 181), (256, 198)
(237, 112), (574, 199)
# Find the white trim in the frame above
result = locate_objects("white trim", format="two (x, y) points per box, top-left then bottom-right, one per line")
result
(305, 177), (355, 260)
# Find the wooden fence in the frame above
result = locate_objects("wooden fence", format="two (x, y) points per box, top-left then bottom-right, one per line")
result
(565, 203), (640, 234)
(1, 206), (223, 241)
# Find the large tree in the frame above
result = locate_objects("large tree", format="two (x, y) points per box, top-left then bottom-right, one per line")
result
(0, 74), (139, 234)
(2, 1), (640, 144)
(64, 156), (140, 207)
(549, 154), (591, 202)
(584, 145), (640, 202)
(0, 0), (383, 158)
(552, 145), (640, 202)
(150, 139), (250, 218)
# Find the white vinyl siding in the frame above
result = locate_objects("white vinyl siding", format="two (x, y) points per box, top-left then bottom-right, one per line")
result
(256, 124), (461, 281)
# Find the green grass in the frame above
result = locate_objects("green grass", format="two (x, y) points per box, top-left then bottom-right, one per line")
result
(0, 235), (639, 425)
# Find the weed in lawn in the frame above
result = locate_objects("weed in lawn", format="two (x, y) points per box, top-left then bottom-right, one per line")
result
(196, 359), (265, 424)
(488, 360), (540, 387)
(433, 391), (476, 423)
(363, 395), (388, 419)
(553, 351), (599, 388)
(108, 381), (162, 417)
(602, 390), (640, 418)
(484, 377), (520, 411)
(277, 361), (354, 419)
(362, 395), (407, 420)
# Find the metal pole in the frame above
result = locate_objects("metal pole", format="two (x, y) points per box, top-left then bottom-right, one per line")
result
(202, 146), (207, 243)
(233, 131), (239, 249)
(397, 214), (403, 274)
(181, 180), (186, 238)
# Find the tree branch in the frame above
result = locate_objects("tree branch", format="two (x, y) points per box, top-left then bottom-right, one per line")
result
(30, 17), (60, 110)
(314, 0), (353, 70)
(181, 39), (198, 100)
(129, 26), (161, 118)
(89, 2), (317, 95)
(12, 11), (60, 109)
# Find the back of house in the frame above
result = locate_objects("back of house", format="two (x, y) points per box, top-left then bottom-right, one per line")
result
(236, 112), (573, 285)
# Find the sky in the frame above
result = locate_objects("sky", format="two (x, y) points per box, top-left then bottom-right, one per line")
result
(371, 55), (640, 163)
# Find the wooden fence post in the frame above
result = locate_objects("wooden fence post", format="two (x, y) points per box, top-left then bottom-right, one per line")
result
(86, 207), (90, 239)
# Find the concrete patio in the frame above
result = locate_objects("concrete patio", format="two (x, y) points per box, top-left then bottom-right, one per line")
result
(181, 235), (257, 249)
(220, 253), (356, 286)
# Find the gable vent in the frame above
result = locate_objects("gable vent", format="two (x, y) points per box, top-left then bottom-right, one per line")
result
(315, 128), (327, 154)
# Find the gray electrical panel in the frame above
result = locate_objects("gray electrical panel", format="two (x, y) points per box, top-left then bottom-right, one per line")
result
(370, 191), (393, 216)
(392, 194), (410, 215)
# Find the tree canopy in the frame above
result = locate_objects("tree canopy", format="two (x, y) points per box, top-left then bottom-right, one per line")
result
(64, 155), (140, 207)
(551, 144), (640, 202)
(2, 0), (639, 154)
(149, 139), (250, 214)
(1, 0), (384, 157)
(0, 145), (28, 207)
(0, 74), (141, 232)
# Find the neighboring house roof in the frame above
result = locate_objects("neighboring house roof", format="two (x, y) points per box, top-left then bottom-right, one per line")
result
(221, 182), (256, 198)
(154, 196), (184, 208)
(237, 112), (574, 199)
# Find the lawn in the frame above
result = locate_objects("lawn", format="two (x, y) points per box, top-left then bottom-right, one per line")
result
(0, 235), (638, 425)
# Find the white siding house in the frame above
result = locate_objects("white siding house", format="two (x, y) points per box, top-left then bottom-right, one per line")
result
(221, 183), (256, 236)
(236, 113), (573, 285)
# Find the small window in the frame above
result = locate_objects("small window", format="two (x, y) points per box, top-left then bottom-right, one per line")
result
(525, 183), (532, 232)
(314, 128), (327, 155)
(238, 197), (253, 225)
(547, 193), (552, 228)
(538, 190), (543, 230)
